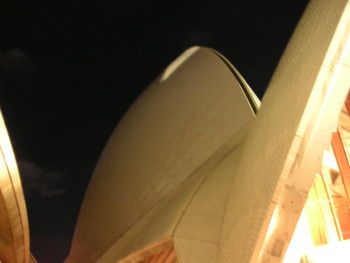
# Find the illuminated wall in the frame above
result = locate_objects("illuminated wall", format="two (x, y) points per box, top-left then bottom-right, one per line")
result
(284, 96), (350, 262)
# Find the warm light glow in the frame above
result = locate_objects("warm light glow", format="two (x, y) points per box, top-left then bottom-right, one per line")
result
(283, 212), (314, 263)
(265, 207), (280, 241)
(283, 174), (340, 262)
(322, 151), (339, 171)
(283, 90), (350, 262)
(305, 239), (350, 263)
(0, 111), (30, 263)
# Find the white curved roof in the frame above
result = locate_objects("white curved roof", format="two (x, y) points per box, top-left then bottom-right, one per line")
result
(65, 47), (256, 263)
(66, 0), (350, 262)
(0, 111), (30, 263)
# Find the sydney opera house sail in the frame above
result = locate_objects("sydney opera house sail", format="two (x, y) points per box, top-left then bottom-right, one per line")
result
(65, 46), (259, 263)
(2, 0), (350, 262)
(0, 112), (37, 263)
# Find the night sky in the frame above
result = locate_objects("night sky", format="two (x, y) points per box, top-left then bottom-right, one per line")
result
(0, 1), (309, 262)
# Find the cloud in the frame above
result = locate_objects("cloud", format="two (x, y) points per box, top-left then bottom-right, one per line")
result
(18, 160), (66, 197)
(0, 48), (35, 91)
(0, 48), (34, 73)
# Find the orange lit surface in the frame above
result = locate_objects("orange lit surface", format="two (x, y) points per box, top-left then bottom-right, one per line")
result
(284, 99), (350, 262)
(140, 247), (178, 263)
(332, 106), (350, 239)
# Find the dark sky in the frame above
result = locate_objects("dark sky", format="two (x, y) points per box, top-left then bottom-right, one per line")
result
(0, 1), (309, 262)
